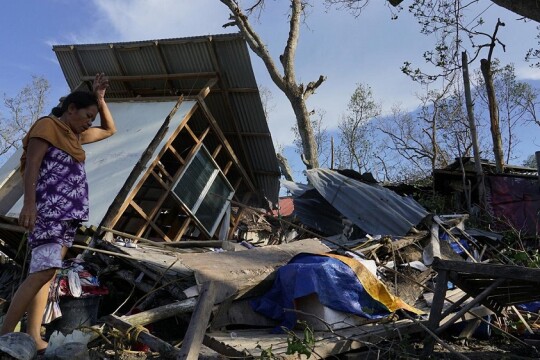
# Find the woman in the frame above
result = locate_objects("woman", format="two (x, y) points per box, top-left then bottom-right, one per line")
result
(0, 73), (116, 353)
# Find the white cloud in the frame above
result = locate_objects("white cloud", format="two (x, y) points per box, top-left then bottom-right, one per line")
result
(91, 0), (232, 41)
(516, 65), (540, 80)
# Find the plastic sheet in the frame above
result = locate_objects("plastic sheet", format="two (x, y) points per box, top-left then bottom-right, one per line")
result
(251, 253), (422, 331)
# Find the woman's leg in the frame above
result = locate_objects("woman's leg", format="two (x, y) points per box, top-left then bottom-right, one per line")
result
(25, 246), (68, 350)
(25, 272), (56, 350)
(0, 268), (56, 343)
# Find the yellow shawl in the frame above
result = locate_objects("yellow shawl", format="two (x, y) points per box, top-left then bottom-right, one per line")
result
(20, 116), (85, 174)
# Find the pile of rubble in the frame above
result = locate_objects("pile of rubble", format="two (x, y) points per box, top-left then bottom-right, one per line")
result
(1, 169), (540, 359)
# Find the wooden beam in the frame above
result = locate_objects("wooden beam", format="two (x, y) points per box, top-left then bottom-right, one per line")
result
(207, 41), (256, 187)
(196, 98), (256, 192)
(80, 73), (218, 82)
(0, 222), (26, 233)
(104, 88), (258, 97)
(154, 42), (176, 92)
(435, 278), (505, 335)
(109, 45), (135, 97)
(166, 145), (185, 164)
(161, 240), (224, 248)
(178, 281), (217, 360)
(198, 78), (219, 99)
(100, 226), (168, 248)
(120, 297), (198, 326)
(221, 132), (272, 137)
(432, 258), (540, 282)
(128, 201), (172, 242)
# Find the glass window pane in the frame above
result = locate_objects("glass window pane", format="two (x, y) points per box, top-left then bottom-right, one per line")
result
(195, 176), (233, 233)
(173, 150), (214, 211)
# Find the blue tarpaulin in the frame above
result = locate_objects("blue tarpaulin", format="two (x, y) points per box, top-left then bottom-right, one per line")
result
(250, 253), (393, 331)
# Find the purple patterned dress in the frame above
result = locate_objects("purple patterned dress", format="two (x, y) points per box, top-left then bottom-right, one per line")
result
(29, 146), (89, 249)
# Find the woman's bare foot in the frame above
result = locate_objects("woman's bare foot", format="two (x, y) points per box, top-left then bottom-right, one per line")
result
(35, 338), (48, 352)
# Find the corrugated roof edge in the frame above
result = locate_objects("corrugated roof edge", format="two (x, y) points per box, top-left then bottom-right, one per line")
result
(51, 32), (244, 50)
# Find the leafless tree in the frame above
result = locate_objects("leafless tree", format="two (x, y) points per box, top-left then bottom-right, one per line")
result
(379, 86), (458, 174)
(219, 0), (326, 169)
(475, 61), (539, 164)
(258, 84), (275, 121)
(335, 83), (381, 172)
(0, 76), (50, 159)
(389, 2), (509, 173)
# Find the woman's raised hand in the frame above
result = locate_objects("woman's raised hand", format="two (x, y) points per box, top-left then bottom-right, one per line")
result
(93, 72), (109, 100)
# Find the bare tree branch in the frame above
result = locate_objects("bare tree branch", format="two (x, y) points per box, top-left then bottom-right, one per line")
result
(219, 0), (324, 168)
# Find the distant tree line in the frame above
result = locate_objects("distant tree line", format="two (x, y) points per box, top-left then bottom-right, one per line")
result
(289, 62), (538, 183)
(215, 0), (540, 183)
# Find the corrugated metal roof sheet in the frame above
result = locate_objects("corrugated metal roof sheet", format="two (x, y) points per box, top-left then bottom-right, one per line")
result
(307, 169), (429, 236)
(286, 169), (429, 237)
(52, 33), (279, 204)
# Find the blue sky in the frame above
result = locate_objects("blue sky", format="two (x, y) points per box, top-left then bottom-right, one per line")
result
(1, 0), (539, 179)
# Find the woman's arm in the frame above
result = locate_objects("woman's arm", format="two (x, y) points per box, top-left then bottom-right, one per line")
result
(19, 138), (49, 231)
(80, 73), (117, 144)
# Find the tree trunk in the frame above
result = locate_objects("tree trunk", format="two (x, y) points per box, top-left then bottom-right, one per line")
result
(286, 91), (320, 169)
(480, 58), (504, 173)
(219, 0), (323, 169)
(462, 52), (485, 207)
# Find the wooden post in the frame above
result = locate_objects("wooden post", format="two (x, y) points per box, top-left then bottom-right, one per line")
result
(178, 281), (217, 360)
(423, 268), (448, 357)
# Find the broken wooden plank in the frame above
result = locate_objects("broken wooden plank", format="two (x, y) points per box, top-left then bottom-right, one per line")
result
(433, 258), (540, 283)
(103, 314), (181, 359)
(178, 281), (217, 360)
(120, 297), (197, 326)
(96, 241), (193, 301)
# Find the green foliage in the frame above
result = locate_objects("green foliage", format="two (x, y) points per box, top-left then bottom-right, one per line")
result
(256, 343), (276, 359)
(503, 248), (540, 268)
(335, 83), (381, 173)
(416, 192), (448, 214)
(255, 321), (316, 359)
(284, 322), (315, 358)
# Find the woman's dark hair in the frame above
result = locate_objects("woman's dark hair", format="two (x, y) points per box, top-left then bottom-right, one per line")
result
(51, 91), (98, 117)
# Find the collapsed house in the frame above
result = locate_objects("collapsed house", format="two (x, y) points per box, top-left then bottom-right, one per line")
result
(0, 33), (280, 248)
(1, 34), (540, 359)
